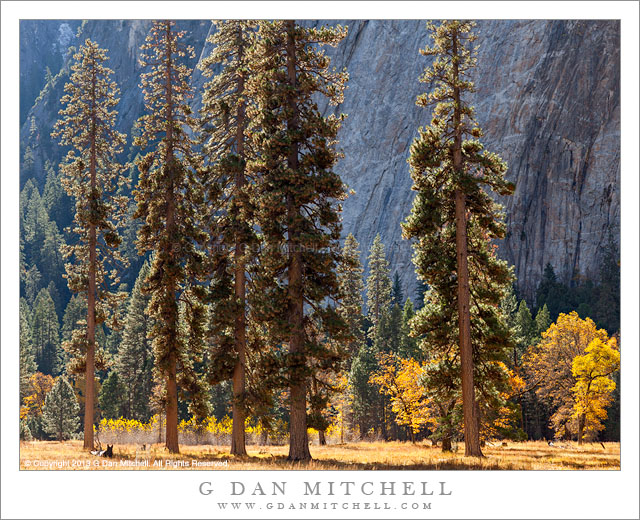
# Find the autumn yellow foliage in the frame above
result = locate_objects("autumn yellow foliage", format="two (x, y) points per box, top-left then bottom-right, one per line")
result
(95, 413), (310, 445)
(20, 373), (54, 419)
(370, 354), (435, 441)
(524, 311), (617, 443)
(571, 338), (619, 439)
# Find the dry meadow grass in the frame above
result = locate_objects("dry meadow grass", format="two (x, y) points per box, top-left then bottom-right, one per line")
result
(20, 439), (619, 470)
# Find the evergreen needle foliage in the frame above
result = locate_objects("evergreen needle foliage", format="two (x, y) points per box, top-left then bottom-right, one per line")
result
(31, 288), (63, 377)
(403, 21), (515, 457)
(366, 234), (393, 333)
(17, 19), (622, 455)
(52, 39), (129, 449)
(133, 20), (209, 453)
(337, 233), (365, 360)
(20, 298), (37, 401)
(248, 20), (349, 461)
(199, 20), (260, 456)
(116, 260), (155, 421)
(42, 376), (80, 441)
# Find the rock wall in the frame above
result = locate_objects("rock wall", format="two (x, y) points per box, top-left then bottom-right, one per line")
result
(472, 20), (620, 300)
(19, 20), (620, 302)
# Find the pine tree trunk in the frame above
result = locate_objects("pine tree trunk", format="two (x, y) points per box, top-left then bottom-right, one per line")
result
(84, 56), (97, 451)
(452, 28), (482, 458)
(289, 376), (310, 460)
(375, 277), (380, 324)
(59, 404), (64, 441)
(285, 20), (311, 462)
(534, 396), (542, 439)
(441, 436), (452, 452)
(381, 399), (387, 440)
(162, 268), (180, 454)
(340, 400), (345, 444)
(319, 430), (326, 446)
(163, 22), (179, 455)
(84, 227), (96, 450)
(230, 31), (248, 457)
(165, 350), (179, 453)
(230, 322), (247, 455)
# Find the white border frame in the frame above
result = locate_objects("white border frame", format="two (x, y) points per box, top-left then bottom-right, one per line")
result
(2, 2), (638, 519)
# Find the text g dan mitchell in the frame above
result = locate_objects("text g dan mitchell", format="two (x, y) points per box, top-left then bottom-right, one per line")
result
(199, 480), (453, 497)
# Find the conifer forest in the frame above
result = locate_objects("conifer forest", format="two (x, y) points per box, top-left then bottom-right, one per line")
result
(19, 19), (620, 468)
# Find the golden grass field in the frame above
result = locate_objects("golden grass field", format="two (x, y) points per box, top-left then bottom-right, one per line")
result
(20, 440), (619, 470)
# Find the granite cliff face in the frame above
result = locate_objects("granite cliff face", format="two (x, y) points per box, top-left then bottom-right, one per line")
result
(19, 20), (620, 301)
(471, 21), (620, 300)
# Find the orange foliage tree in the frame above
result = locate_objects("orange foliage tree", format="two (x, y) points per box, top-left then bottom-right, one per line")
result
(370, 354), (434, 442)
(524, 311), (613, 443)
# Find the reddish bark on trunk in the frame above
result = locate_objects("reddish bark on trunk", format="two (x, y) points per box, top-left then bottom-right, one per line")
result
(452, 29), (482, 458)
(285, 20), (311, 462)
(84, 51), (97, 450)
(163, 21), (179, 454)
(231, 27), (248, 457)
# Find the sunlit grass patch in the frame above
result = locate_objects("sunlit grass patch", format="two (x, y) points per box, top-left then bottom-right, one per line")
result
(20, 439), (619, 471)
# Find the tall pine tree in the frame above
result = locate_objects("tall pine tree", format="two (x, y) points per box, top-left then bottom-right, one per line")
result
(535, 264), (565, 319)
(249, 20), (349, 461)
(99, 370), (126, 419)
(117, 260), (155, 421)
(42, 376), (80, 441)
(349, 342), (383, 438)
(134, 21), (208, 453)
(20, 298), (37, 402)
(337, 233), (365, 361)
(52, 39), (128, 449)
(399, 298), (420, 360)
(403, 21), (514, 456)
(392, 272), (404, 307)
(366, 234), (393, 333)
(534, 304), (551, 338)
(23, 264), (43, 307)
(199, 20), (260, 456)
(31, 288), (62, 376)
(594, 233), (620, 333)
(336, 234), (365, 438)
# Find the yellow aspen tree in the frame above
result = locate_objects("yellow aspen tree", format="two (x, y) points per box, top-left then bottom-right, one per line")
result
(571, 338), (619, 443)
